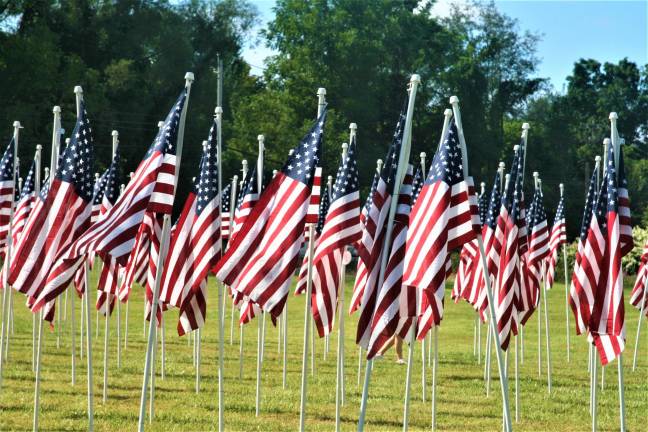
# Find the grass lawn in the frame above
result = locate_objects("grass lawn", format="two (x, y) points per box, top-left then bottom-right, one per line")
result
(0, 272), (646, 431)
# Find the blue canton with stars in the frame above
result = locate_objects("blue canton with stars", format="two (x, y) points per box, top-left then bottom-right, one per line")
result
(579, 165), (599, 242)
(20, 160), (35, 199)
(528, 188), (547, 230)
(194, 120), (220, 215)
(282, 110), (327, 186)
(426, 119), (465, 187)
(478, 182), (488, 227)
(97, 147), (121, 206)
(56, 102), (94, 201)
(145, 90), (187, 159)
(13, 158), (20, 200)
(485, 172), (502, 230)
(593, 143), (619, 231)
(380, 109), (406, 189)
(501, 145), (524, 221)
(363, 170), (380, 214)
(316, 188), (330, 235)
(331, 136), (360, 203)
(221, 182), (231, 215)
(0, 137), (16, 182)
(412, 166), (423, 205)
(236, 167), (258, 210)
(553, 197), (565, 226)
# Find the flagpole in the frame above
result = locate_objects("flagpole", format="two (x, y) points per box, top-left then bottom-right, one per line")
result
(358, 74), (420, 432)
(31, 144), (43, 432)
(298, 87), (327, 432)
(420, 151), (427, 404)
(229, 175), (238, 346)
(609, 111), (626, 432)
(238, 160), (248, 381)
(451, 95), (512, 432)
(538, 178), (552, 394)
(559, 183), (571, 363)
(255, 134), (265, 417)
(324, 174), (333, 362)
(137, 72), (193, 432)
(0, 119), (21, 390)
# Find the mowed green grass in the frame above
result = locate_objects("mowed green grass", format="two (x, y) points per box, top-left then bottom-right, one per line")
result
(0, 271), (646, 431)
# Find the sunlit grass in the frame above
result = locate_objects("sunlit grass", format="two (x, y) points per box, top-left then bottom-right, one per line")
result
(0, 271), (646, 431)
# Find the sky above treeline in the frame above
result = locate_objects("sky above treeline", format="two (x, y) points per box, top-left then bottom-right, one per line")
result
(242, 0), (648, 90)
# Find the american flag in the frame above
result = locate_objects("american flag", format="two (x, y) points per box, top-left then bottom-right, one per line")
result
(229, 167), (259, 245)
(95, 148), (122, 316)
(35, 90), (187, 309)
(352, 110), (406, 348)
(0, 137), (16, 259)
(10, 159), (36, 248)
(630, 240), (648, 317)
(569, 165), (599, 335)
(214, 110), (326, 319)
(221, 182), (232, 240)
(403, 118), (480, 339)
(159, 118), (222, 336)
(310, 139), (361, 337)
(294, 174), (328, 296)
(587, 144), (630, 365)
(365, 166), (414, 358)
(493, 146), (524, 350)
(617, 149), (633, 255)
(521, 187), (549, 324)
(545, 196), (566, 288)
(9, 102), (94, 314)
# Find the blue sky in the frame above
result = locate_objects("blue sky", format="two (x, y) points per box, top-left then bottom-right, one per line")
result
(242, 0), (648, 90)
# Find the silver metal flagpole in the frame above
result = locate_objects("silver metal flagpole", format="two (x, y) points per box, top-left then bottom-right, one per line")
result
(427, 109), (452, 432)
(0, 119), (21, 389)
(609, 111), (626, 432)
(138, 72), (194, 432)
(452, 96), (512, 432)
(420, 152), (427, 404)
(215, 105), (225, 432)
(533, 171), (543, 380)
(117, 183), (125, 367)
(560, 183), (570, 363)
(539, 177), (552, 394)
(255, 134), (265, 417)
(358, 75), (420, 432)
(31, 144), (43, 432)
(238, 159), (248, 381)
(478, 181), (485, 366)
(324, 175), (333, 362)
(299, 87), (327, 432)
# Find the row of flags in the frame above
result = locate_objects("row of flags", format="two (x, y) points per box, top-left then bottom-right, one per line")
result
(0, 79), (640, 379)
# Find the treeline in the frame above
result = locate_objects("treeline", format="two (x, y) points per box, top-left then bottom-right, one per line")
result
(1, 0), (647, 236)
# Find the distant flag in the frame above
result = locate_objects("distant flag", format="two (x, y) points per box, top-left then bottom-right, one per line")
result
(221, 182), (232, 240)
(214, 111), (327, 319)
(545, 195), (566, 288)
(587, 144), (630, 365)
(569, 165), (599, 334)
(403, 119), (480, 339)
(229, 167), (259, 245)
(35, 90), (187, 310)
(10, 102), (94, 316)
(10, 159), (36, 247)
(521, 187), (549, 324)
(630, 240), (648, 317)
(159, 119), (222, 336)
(0, 137), (16, 259)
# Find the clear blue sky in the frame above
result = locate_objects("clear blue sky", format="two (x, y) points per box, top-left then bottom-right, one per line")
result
(242, 0), (648, 90)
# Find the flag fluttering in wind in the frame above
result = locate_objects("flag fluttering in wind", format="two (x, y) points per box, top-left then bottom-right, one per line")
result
(159, 118), (222, 336)
(214, 110), (327, 319)
(587, 144), (631, 365)
(95, 148), (121, 316)
(630, 240), (648, 317)
(403, 119), (480, 340)
(229, 167), (259, 245)
(36, 90), (187, 310)
(569, 166), (599, 335)
(545, 196), (566, 288)
(10, 102), (94, 315)
(352, 110), (406, 348)
(310, 138), (361, 337)
(0, 137), (16, 259)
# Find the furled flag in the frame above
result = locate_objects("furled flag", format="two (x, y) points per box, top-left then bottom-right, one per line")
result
(586, 144), (631, 365)
(521, 187), (549, 324)
(403, 118), (480, 339)
(411, 166), (423, 206)
(95, 148), (122, 316)
(352, 110), (406, 347)
(9, 102), (94, 312)
(310, 139), (361, 337)
(569, 166), (599, 335)
(35, 90), (187, 309)
(294, 177), (329, 296)
(545, 195), (566, 288)
(159, 118), (222, 336)
(630, 240), (648, 317)
(214, 110), (327, 319)
(221, 182), (232, 240)
(365, 166), (414, 358)
(0, 137), (16, 258)
(493, 146), (524, 350)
